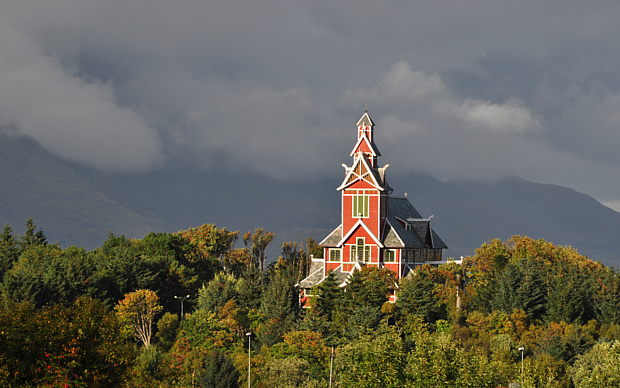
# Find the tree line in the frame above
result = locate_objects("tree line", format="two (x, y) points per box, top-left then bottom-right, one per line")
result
(1, 220), (620, 387)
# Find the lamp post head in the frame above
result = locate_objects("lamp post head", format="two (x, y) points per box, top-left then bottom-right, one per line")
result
(246, 332), (252, 337)
(518, 347), (525, 351)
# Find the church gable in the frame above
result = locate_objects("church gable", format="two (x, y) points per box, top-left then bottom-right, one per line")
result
(349, 135), (381, 157)
(338, 154), (383, 191)
(337, 219), (383, 248)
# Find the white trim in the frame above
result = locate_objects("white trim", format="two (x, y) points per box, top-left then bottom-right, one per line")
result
(349, 135), (378, 157)
(336, 219), (384, 248)
(337, 154), (383, 191)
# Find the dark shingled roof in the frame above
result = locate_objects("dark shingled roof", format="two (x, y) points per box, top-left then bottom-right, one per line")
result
(384, 197), (448, 249)
(320, 225), (342, 247)
(356, 113), (375, 127)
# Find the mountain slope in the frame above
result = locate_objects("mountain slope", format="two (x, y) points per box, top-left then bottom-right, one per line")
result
(0, 132), (167, 249)
(396, 173), (620, 266)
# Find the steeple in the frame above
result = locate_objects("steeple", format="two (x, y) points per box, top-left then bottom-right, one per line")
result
(351, 111), (381, 168)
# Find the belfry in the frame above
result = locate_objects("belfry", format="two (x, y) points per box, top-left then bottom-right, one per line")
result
(298, 110), (448, 303)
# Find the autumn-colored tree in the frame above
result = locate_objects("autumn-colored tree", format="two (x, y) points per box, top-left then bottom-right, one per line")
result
(176, 224), (239, 271)
(0, 297), (134, 387)
(115, 289), (163, 348)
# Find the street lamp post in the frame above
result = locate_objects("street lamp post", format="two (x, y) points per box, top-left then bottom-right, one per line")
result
(246, 332), (252, 388)
(518, 346), (525, 387)
(174, 294), (190, 320)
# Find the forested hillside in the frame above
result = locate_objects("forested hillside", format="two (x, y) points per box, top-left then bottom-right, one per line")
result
(1, 220), (619, 387)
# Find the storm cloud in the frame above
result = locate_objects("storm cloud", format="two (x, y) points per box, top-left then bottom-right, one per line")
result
(2, 0), (620, 208)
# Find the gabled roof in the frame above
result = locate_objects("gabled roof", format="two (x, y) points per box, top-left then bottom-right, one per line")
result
(297, 264), (325, 288)
(382, 219), (407, 247)
(356, 112), (375, 127)
(349, 135), (381, 157)
(337, 153), (384, 191)
(383, 197), (448, 249)
(383, 215), (425, 248)
(297, 264), (352, 289)
(337, 219), (384, 248)
(320, 225), (342, 247)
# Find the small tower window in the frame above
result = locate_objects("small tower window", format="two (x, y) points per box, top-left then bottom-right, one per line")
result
(353, 195), (369, 218)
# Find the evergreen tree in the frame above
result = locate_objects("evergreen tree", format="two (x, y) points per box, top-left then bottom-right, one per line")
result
(237, 267), (263, 311)
(335, 267), (396, 339)
(259, 269), (301, 346)
(19, 217), (47, 248)
(594, 268), (620, 326)
(546, 261), (595, 324)
(396, 265), (446, 324)
(491, 259), (547, 321)
(301, 270), (342, 345)
(0, 224), (20, 280)
(197, 350), (239, 388)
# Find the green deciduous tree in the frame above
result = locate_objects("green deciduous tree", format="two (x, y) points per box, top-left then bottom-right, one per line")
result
(198, 272), (240, 314)
(569, 340), (620, 387)
(405, 328), (505, 388)
(335, 327), (405, 388)
(260, 357), (312, 388)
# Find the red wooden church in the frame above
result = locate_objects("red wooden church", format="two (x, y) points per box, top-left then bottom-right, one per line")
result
(298, 110), (448, 303)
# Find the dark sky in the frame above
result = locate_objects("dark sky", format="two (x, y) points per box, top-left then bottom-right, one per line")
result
(2, 0), (620, 210)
